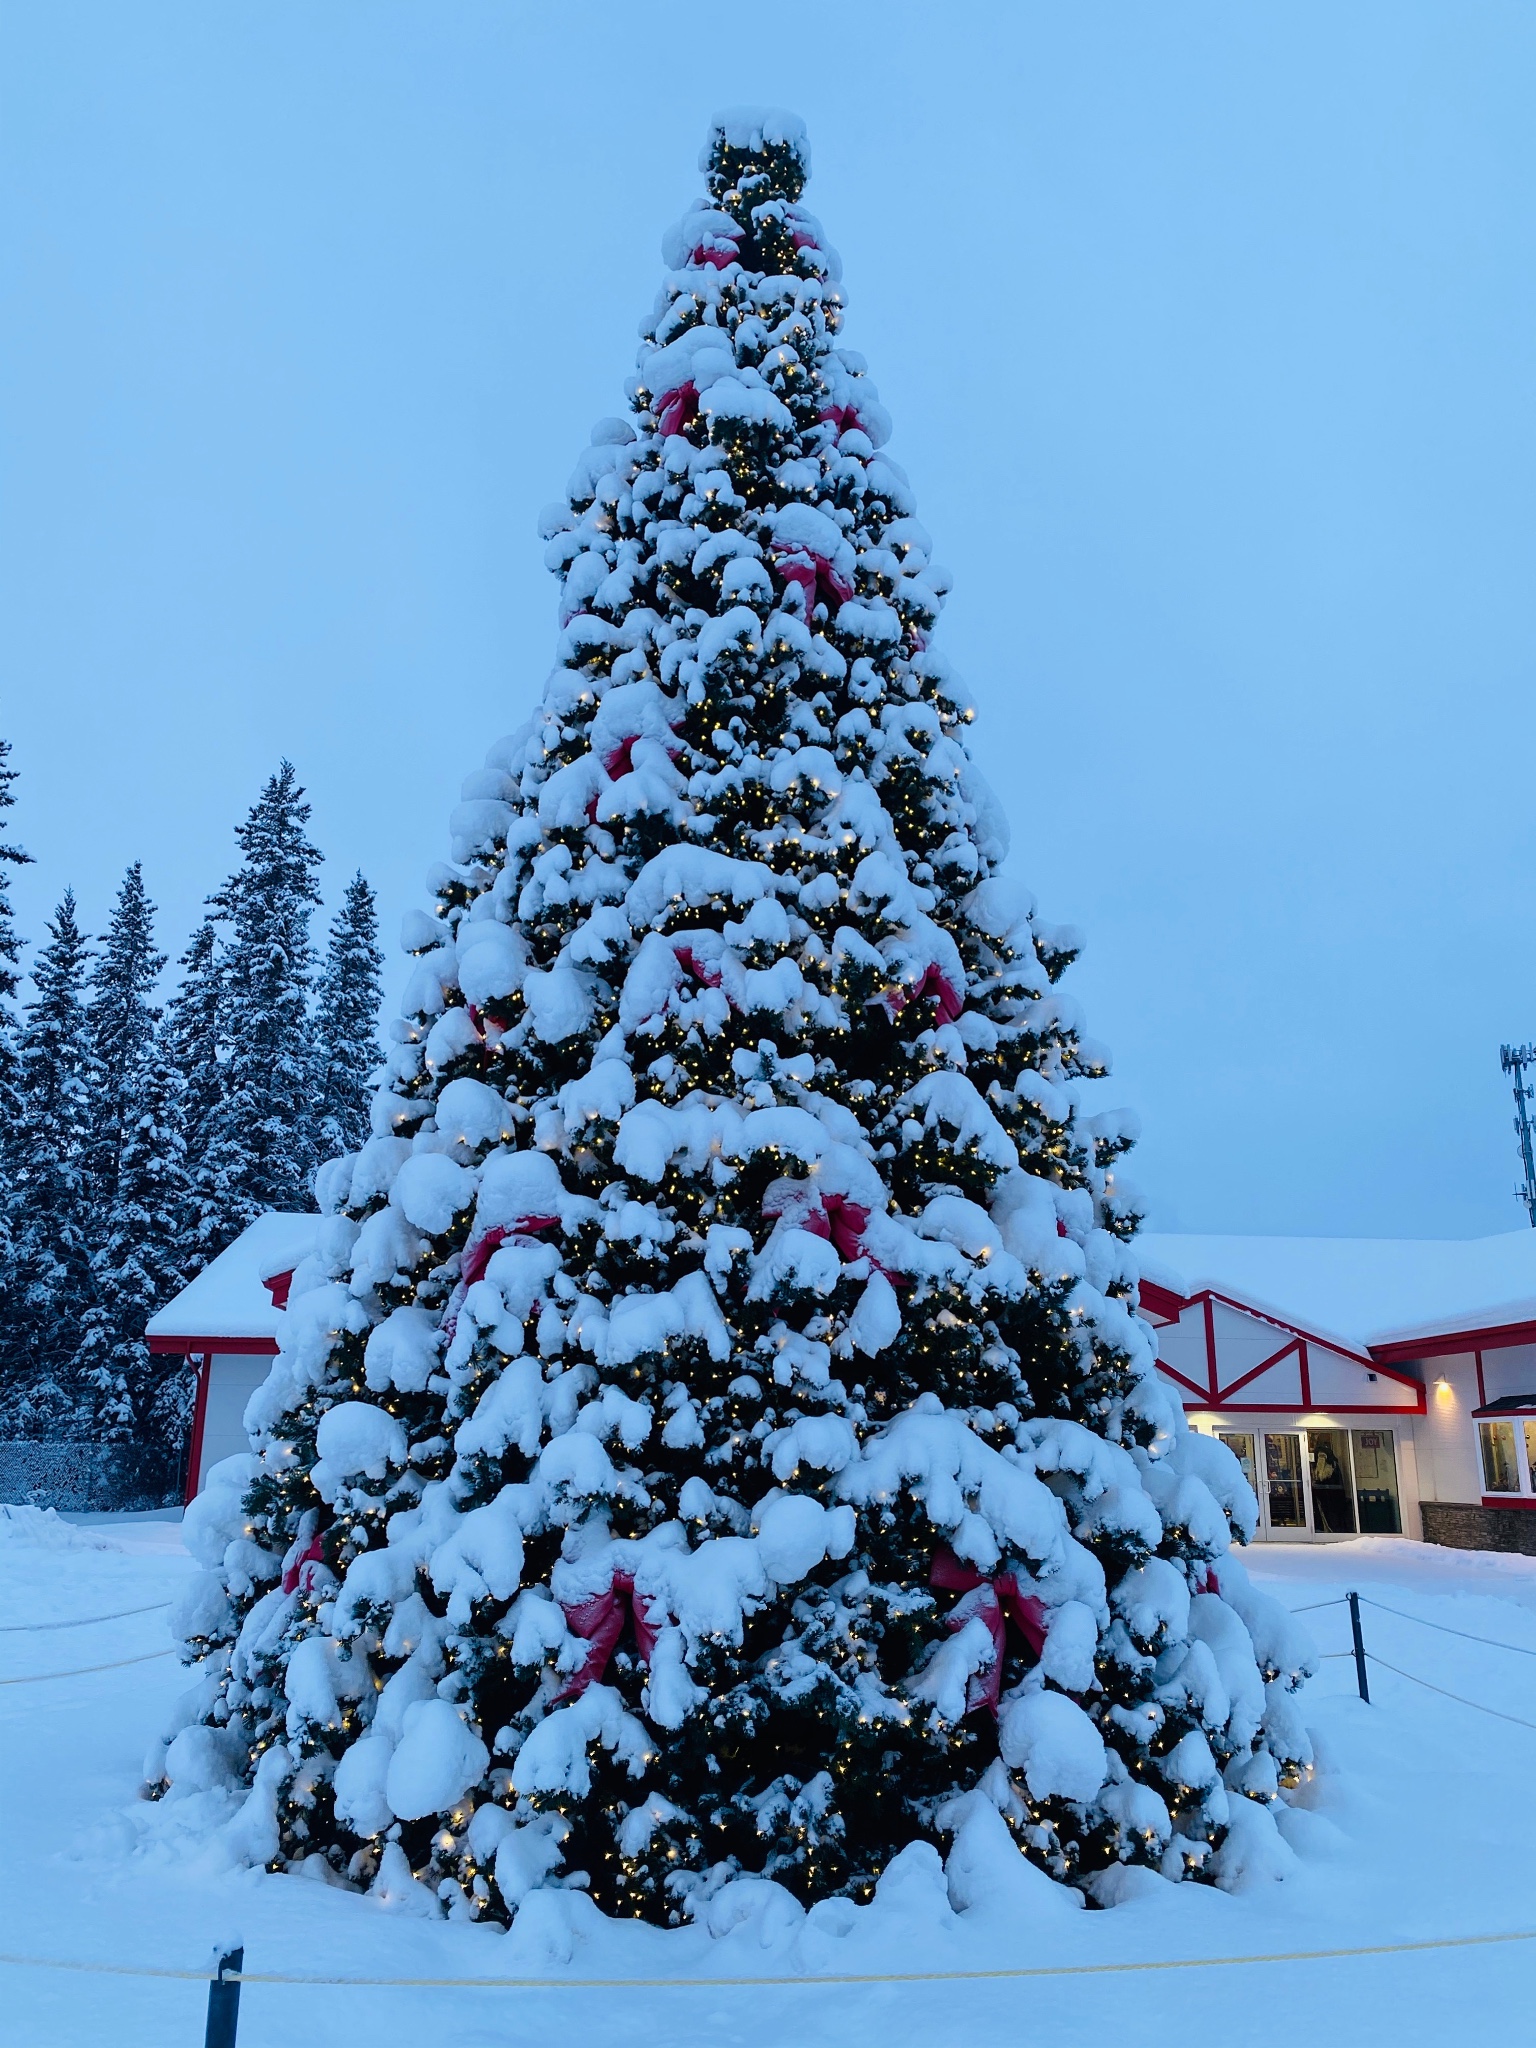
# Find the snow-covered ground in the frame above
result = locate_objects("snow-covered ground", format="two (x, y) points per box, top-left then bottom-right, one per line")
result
(4, 1513), (1536, 2047)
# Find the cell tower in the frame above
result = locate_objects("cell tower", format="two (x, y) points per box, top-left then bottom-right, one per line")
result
(1500, 1044), (1536, 1227)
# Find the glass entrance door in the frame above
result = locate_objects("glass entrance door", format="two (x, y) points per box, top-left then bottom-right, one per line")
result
(1263, 1433), (1307, 1530)
(1307, 1428), (1357, 1534)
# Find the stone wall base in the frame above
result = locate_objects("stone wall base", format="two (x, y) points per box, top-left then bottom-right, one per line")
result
(1421, 1500), (1536, 1556)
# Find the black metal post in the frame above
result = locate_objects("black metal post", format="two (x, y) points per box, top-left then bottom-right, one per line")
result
(204, 1947), (243, 2048)
(1347, 1590), (1370, 1702)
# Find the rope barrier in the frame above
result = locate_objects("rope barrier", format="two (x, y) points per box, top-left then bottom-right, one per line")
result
(1359, 1597), (1536, 1659)
(1363, 1653), (1536, 1733)
(0, 1601), (170, 1634)
(0, 1647), (174, 1687)
(3, 1926), (1536, 1989)
(1284, 1598), (1346, 1615)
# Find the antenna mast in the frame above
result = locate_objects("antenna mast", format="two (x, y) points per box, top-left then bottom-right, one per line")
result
(1500, 1044), (1536, 1227)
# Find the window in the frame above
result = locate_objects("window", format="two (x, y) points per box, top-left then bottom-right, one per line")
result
(1217, 1431), (1258, 1497)
(1524, 1423), (1536, 1494)
(1479, 1420), (1520, 1495)
(1351, 1429), (1400, 1534)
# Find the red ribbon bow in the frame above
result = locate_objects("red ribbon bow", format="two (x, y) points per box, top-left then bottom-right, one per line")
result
(772, 548), (853, 619)
(687, 240), (739, 271)
(801, 1191), (871, 1262)
(655, 382), (698, 437)
(463, 1002), (507, 1050)
(817, 402), (863, 437)
(555, 1571), (661, 1701)
(282, 1531), (328, 1598)
(673, 943), (723, 990)
(885, 963), (963, 1027)
(441, 1218), (560, 1343)
(790, 1191), (903, 1284)
(931, 1547), (1048, 1715)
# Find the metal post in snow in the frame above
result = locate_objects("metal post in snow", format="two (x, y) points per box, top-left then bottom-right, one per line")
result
(204, 1947), (243, 2048)
(1347, 1590), (1370, 1703)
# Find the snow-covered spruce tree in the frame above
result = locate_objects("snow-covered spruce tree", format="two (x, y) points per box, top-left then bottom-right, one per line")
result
(165, 916), (230, 1270)
(197, 763), (324, 1252)
(166, 111), (1312, 1925)
(82, 862), (166, 1215)
(313, 872), (385, 1164)
(77, 1026), (193, 1442)
(0, 737), (33, 1343)
(6, 890), (94, 1432)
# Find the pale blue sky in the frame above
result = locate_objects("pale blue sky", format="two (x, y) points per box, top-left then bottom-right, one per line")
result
(3, 3), (1533, 1237)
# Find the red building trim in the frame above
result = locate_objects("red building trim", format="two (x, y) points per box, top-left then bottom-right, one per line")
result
(148, 1335), (279, 1356)
(1148, 1282), (1425, 1413)
(1370, 1319), (1536, 1365)
(1156, 1360), (1212, 1401)
(183, 1354), (212, 1507)
(261, 1268), (296, 1310)
(1184, 1400), (1424, 1416)
(1482, 1495), (1536, 1511)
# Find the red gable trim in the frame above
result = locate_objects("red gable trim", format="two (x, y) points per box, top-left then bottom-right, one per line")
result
(1138, 1280), (1187, 1322)
(1148, 1282), (1426, 1414)
(1370, 1319), (1536, 1365)
(262, 1268), (295, 1310)
(148, 1335), (279, 1356)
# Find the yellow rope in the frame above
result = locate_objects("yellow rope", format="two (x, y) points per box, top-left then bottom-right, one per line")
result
(2, 1926), (1534, 1988)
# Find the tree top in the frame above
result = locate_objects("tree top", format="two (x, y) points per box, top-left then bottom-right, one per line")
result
(702, 106), (810, 208)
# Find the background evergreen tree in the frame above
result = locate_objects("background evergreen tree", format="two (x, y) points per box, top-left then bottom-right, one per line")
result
(313, 871), (384, 1166)
(83, 863), (165, 1213)
(164, 917), (229, 1269)
(197, 763), (323, 1251)
(76, 1026), (192, 1442)
(0, 737), (33, 1348)
(6, 891), (94, 1434)
(166, 115), (1310, 1925)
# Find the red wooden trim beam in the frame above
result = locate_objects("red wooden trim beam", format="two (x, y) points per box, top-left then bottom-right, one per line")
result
(183, 1353), (212, 1506)
(148, 1335), (278, 1356)
(1371, 1319), (1536, 1364)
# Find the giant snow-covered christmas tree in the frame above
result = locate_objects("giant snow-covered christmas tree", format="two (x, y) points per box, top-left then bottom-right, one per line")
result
(162, 110), (1313, 1924)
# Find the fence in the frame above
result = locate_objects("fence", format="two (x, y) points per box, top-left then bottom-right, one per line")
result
(1297, 1587), (1536, 1730)
(0, 1438), (188, 1513)
(6, 1585), (1536, 2040)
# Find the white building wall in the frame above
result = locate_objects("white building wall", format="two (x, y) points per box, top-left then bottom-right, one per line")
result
(195, 1354), (273, 1492)
(1405, 1350), (1483, 1508)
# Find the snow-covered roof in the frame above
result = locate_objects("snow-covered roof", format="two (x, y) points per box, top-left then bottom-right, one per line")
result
(146, 1212), (322, 1344)
(1137, 1230), (1536, 1356)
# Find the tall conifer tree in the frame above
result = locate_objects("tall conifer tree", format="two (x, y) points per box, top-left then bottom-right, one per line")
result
(197, 763), (323, 1250)
(83, 862), (166, 1212)
(314, 872), (384, 1165)
(164, 917), (229, 1267)
(77, 1027), (192, 1441)
(7, 891), (94, 1432)
(166, 115), (1311, 1923)
(0, 737), (33, 1335)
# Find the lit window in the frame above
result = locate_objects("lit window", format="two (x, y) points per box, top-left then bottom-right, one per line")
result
(1479, 1420), (1520, 1495)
